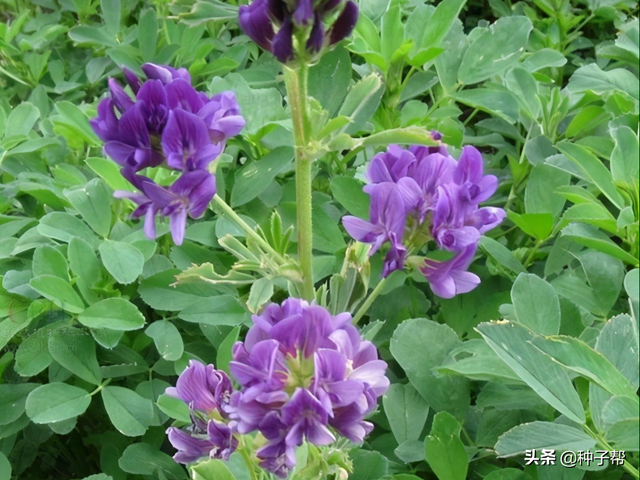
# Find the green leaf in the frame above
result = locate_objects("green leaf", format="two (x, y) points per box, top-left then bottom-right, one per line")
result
(511, 274), (560, 335)
(567, 64), (639, 100)
(247, 277), (274, 314)
(425, 412), (468, 480)
(458, 16), (533, 85)
(217, 326), (241, 374)
(4, 102), (40, 137)
(354, 126), (440, 149)
(64, 178), (112, 237)
(32, 245), (69, 280)
(102, 386), (153, 437)
(118, 442), (187, 479)
(602, 395), (640, 429)
(192, 459), (237, 480)
(25, 383), (91, 424)
(390, 318), (469, 419)
(308, 47), (352, 117)
(610, 126), (639, 188)
(338, 73), (385, 134)
(101, 0), (121, 36)
(383, 383), (429, 444)
(556, 141), (625, 209)
(138, 8), (158, 62)
(479, 237), (526, 275)
(156, 393), (190, 423)
(145, 320), (184, 361)
(99, 239), (145, 285)
(421, 0), (467, 49)
(330, 176), (370, 219)
(78, 298), (145, 331)
(312, 204), (346, 254)
(561, 223), (638, 266)
(231, 146), (293, 207)
(0, 452), (11, 480)
(522, 49), (567, 72)
(606, 419), (639, 451)
(29, 275), (85, 314)
(38, 212), (98, 247)
(453, 89), (519, 123)
(68, 26), (118, 47)
(525, 164), (570, 220)
(495, 422), (595, 457)
(68, 237), (102, 304)
(531, 335), (636, 397)
(507, 211), (554, 240)
(86, 157), (133, 191)
(48, 327), (102, 385)
(0, 383), (39, 425)
(350, 450), (389, 480)
(476, 321), (585, 423)
(595, 314), (639, 388)
(380, 2), (404, 61)
(54, 101), (100, 145)
(179, 295), (248, 326)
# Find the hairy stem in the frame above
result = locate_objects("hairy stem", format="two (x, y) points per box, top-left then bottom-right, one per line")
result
(283, 64), (315, 300)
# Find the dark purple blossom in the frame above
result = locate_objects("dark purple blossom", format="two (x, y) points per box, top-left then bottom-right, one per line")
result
(198, 91), (246, 143)
(161, 109), (220, 171)
(238, 0), (359, 63)
(342, 141), (505, 297)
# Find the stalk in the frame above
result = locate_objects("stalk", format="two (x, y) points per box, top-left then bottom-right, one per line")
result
(283, 64), (315, 300)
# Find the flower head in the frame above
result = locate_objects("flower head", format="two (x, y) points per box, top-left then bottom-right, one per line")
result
(165, 361), (237, 464)
(342, 140), (504, 297)
(227, 299), (388, 476)
(239, 0), (359, 64)
(91, 63), (244, 245)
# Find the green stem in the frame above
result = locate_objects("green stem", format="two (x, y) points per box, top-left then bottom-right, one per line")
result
(523, 238), (545, 267)
(353, 277), (388, 325)
(239, 443), (259, 480)
(213, 194), (286, 264)
(583, 425), (639, 479)
(283, 64), (315, 301)
(89, 378), (111, 396)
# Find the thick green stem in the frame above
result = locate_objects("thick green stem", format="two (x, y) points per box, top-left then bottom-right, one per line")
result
(283, 64), (315, 301)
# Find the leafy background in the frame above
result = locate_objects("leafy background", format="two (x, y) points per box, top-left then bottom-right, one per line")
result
(0, 0), (638, 479)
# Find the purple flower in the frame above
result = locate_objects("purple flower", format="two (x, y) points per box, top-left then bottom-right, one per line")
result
(342, 142), (504, 298)
(108, 78), (134, 113)
(167, 419), (237, 464)
(239, 0), (275, 51)
(328, 1), (359, 45)
(421, 244), (481, 299)
(166, 360), (232, 412)
(90, 99), (119, 142)
(227, 299), (388, 475)
(103, 104), (163, 172)
(239, 0), (359, 62)
(113, 188), (158, 239)
(161, 109), (221, 171)
(143, 169), (217, 245)
(342, 182), (408, 276)
(136, 79), (169, 133)
(198, 91), (246, 143)
(453, 146), (499, 205)
(141, 63), (191, 85)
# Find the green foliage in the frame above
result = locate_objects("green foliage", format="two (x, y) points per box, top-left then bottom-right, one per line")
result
(0, 0), (638, 478)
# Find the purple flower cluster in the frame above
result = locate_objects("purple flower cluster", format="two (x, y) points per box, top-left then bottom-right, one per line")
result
(165, 361), (238, 463)
(239, 0), (358, 63)
(227, 298), (388, 477)
(342, 141), (505, 299)
(165, 299), (389, 478)
(90, 64), (245, 245)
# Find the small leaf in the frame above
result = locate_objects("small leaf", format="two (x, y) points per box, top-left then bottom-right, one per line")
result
(145, 321), (184, 361)
(26, 383), (91, 424)
(425, 412), (468, 480)
(78, 298), (145, 331)
(99, 239), (145, 285)
(48, 327), (102, 385)
(102, 386), (154, 437)
(29, 275), (85, 314)
(495, 421), (595, 457)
